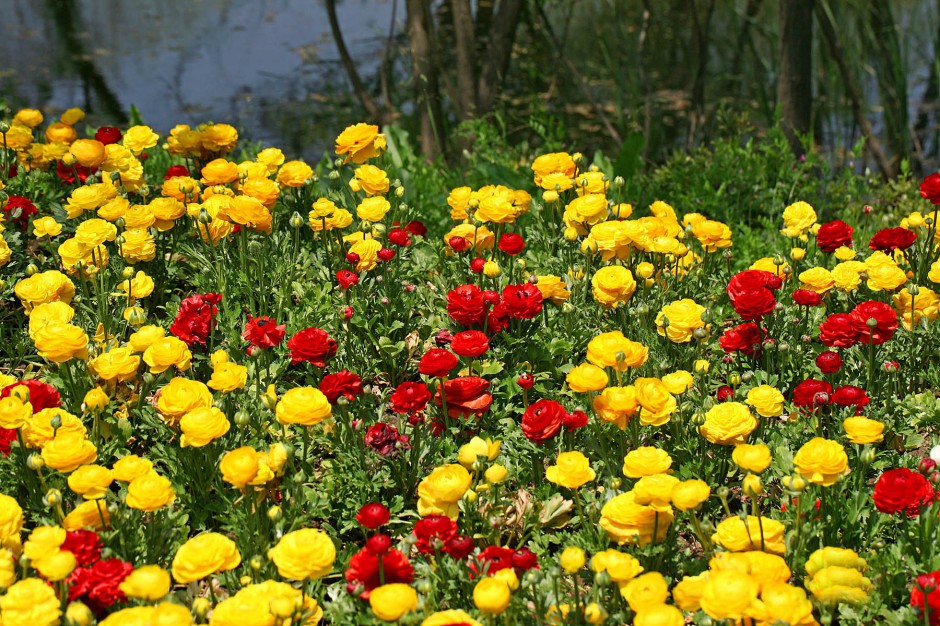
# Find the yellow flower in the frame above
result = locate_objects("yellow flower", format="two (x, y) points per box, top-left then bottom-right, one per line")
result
(121, 228), (157, 262)
(421, 610), (482, 626)
(622, 447), (672, 478)
(744, 385), (785, 418)
(45, 121), (77, 143)
(128, 325), (165, 353)
(593, 386), (638, 429)
(111, 455), (153, 483)
(13, 108), (43, 127)
(655, 299), (706, 343)
(67, 464), (113, 499)
(843, 416), (884, 444)
(591, 549), (644, 583)
(41, 432), (97, 473)
(893, 286), (940, 330)
(275, 387), (332, 426)
(60, 107), (85, 125)
(756, 582), (817, 626)
(267, 528), (336, 580)
(457, 437), (501, 468)
(62, 500), (109, 531)
(34, 549), (75, 581)
(586, 331), (648, 370)
(536, 275), (571, 305)
(143, 337), (192, 374)
(632, 474), (679, 510)
(156, 378), (212, 426)
(474, 577), (511, 614)
(692, 219), (733, 251)
(633, 604), (684, 626)
(591, 266), (637, 308)
(672, 574), (706, 611)
(620, 571), (669, 612)
(33, 322), (88, 363)
(732, 443), (773, 473)
(661, 370), (694, 395)
(566, 363), (608, 393)
(0, 396), (31, 430)
(670, 479), (711, 511)
(220, 447), (260, 488)
(0, 578), (62, 626)
(793, 437), (849, 486)
(805, 566), (872, 605)
(711, 515), (786, 554)
(699, 402), (758, 445)
(201, 123), (239, 153)
(781, 201), (817, 238)
(700, 570), (759, 621)
(417, 464), (472, 520)
(634, 378), (677, 426)
(171, 533), (241, 583)
(88, 347), (140, 383)
(126, 471), (175, 512)
(207, 361), (248, 393)
(865, 251), (907, 291)
(23, 526), (65, 563)
(200, 158), (238, 185)
(545, 451), (596, 489)
(369, 583), (418, 622)
(559, 546), (586, 574)
(348, 237), (383, 271)
(484, 463), (508, 484)
(335, 123), (384, 163)
(32, 216), (62, 238)
(351, 164), (390, 196)
(179, 407), (230, 448)
(0, 494), (23, 552)
(599, 491), (673, 546)
(799, 267), (835, 293)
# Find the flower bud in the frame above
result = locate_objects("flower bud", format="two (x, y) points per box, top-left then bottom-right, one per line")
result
(289, 212), (304, 229)
(234, 410), (251, 426)
(26, 453), (44, 471)
(743, 474), (763, 496)
(192, 597), (211, 618)
(26, 263), (38, 276)
(44, 488), (62, 507)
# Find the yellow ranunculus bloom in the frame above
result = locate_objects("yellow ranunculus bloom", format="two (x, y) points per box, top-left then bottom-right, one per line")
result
(267, 528), (336, 581)
(732, 443), (773, 473)
(126, 471), (175, 512)
(417, 464), (472, 520)
(744, 385), (785, 418)
(67, 464), (113, 500)
(474, 577), (511, 615)
(275, 387), (331, 426)
(793, 437), (849, 487)
(843, 416), (884, 444)
(0, 578), (62, 625)
(711, 515), (785, 554)
(171, 533), (241, 584)
(545, 451), (596, 489)
(699, 402), (758, 445)
(671, 479), (711, 511)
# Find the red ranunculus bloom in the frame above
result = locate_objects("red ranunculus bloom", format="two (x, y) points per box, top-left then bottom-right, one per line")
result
(869, 227), (917, 252)
(792, 289), (823, 307)
(56, 160), (96, 185)
(921, 173), (940, 204)
(0, 430), (17, 457)
(792, 379), (832, 409)
(517, 373), (534, 389)
(511, 547), (540, 571)
(447, 285), (488, 326)
(726, 270), (782, 302)
(413, 515), (458, 554)
(336, 270), (359, 289)
(2, 196), (37, 229)
(719, 322), (762, 356)
(911, 571), (940, 625)
(390, 382), (431, 415)
(1, 379), (61, 412)
(815, 351), (842, 374)
(61, 530), (102, 567)
(287, 327), (338, 367)
(405, 220), (427, 236)
(164, 165), (190, 179)
(498, 232), (525, 256)
(434, 377), (492, 419)
(521, 399), (564, 443)
(449, 236), (469, 252)
(819, 313), (860, 348)
(832, 385), (869, 412)
(319, 370), (363, 404)
(815, 220), (854, 252)
(472, 546), (515, 576)
(71, 558), (133, 612)
(170, 293), (223, 346)
(444, 534), (474, 560)
(363, 423), (410, 458)
(731, 288), (776, 321)
(470, 257), (486, 274)
(450, 331), (489, 358)
(365, 534), (391, 556)
(345, 547), (414, 599)
(562, 410), (588, 430)
(356, 503), (390, 529)
(388, 228), (411, 246)
(94, 126), (123, 145)
(874, 468), (935, 517)
(716, 386), (735, 402)
(242, 315), (286, 350)
(849, 300), (898, 345)
(378, 248), (395, 262)
(501, 283), (543, 320)
(418, 348), (458, 378)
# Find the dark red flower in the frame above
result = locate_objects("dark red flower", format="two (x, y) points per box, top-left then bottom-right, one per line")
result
(472, 546), (514, 576)
(378, 248), (395, 262)
(56, 160), (95, 185)
(450, 331), (489, 358)
(730, 288), (776, 321)
(74, 558), (133, 612)
(413, 515), (458, 554)
(164, 165), (190, 179)
(521, 399), (564, 444)
(470, 258), (486, 274)
(319, 370), (363, 404)
(170, 293), (223, 346)
(815, 220), (854, 252)
(498, 233), (525, 256)
(390, 382), (431, 415)
(727, 270), (782, 302)
(870, 227), (917, 252)
(874, 468), (935, 517)
(434, 377), (492, 419)
(61, 530), (102, 567)
(815, 351), (842, 374)
(501, 283), (543, 320)
(336, 270), (359, 289)
(356, 503), (391, 529)
(793, 289), (823, 307)
(832, 385), (869, 411)
(0, 430), (17, 457)
(242, 315), (285, 350)
(719, 322), (762, 356)
(444, 535), (474, 560)
(911, 571), (940, 625)
(516, 373), (534, 389)
(447, 285), (488, 326)
(94, 126), (123, 145)
(419, 348), (458, 378)
(792, 379), (832, 409)
(716, 386), (735, 402)
(512, 547), (539, 571)
(562, 410), (588, 430)
(364, 423), (410, 458)
(287, 327), (338, 367)
(405, 220), (427, 236)
(819, 313), (860, 348)
(849, 301), (898, 345)
(1, 380), (61, 412)
(345, 547), (414, 599)
(365, 534), (392, 556)
(346, 252), (360, 264)
(449, 236), (469, 252)
(2, 196), (37, 229)
(388, 228), (411, 246)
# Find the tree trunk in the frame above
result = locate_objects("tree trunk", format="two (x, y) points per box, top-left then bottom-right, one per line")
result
(451, 0), (477, 121)
(867, 2), (909, 165)
(777, 0), (813, 157)
(406, 0), (445, 159)
(476, 0), (524, 115)
(325, 0), (383, 123)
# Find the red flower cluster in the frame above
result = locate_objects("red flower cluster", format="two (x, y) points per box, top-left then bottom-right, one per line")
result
(345, 547), (414, 599)
(471, 545), (539, 577)
(869, 227), (916, 252)
(874, 468), (935, 517)
(911, 571), (940, 625)
(242, 314), (285, 351)
(413, 515), (460, 554)
(719, 322), (762, 356)
(815, 220), (854, 252)
(726, 270), (782, 321)
(170, 293), (222, 346)
(820, 301), (898, 347)
(67, 551), (132, 614)
(287, 327), (337, 366)
(1, 195), (37, 229)
(56, 161), (97, 184)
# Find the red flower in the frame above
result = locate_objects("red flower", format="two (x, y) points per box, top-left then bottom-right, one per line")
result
(921, 174), (940, 204)
(498, 233), (525, 256)
(378, 248), (395, 262)
(511, 547), (539, 571)
(388, 228), (411, 246)
(792, 379), (832, 409)
(911, 571), (940, 626)
(390, 382), (431, 415)
(405, 220), (427, 236)
(870, 227), (917, 252)
(0, 429), (17, 457)
(450, 331), (489, 358)
(719, 323), (762, 356)
(345, 547), (414, 599)
(819, 313), (860, 348)
(815, 351), (842, 374)
(473, 546), (514, 576)
(517, 373), (534, 389)
(874, 468), (935, 517)
(319, 370), (363, 404)
(363, 423), (410, 458)
(849, 301), (898, 345)
(61, 530), (102, 567)
(71, 558), (133, 612)
(336, 270), (359, 289)
(521, 399), (564, 443)
(726, 270), (782, 301)
(792, 289), (823, 307)
(56, 161), (96, 185)
(356, 503), (390, 529)
(433, 377), (492, 419)
(731, 288), (776, 321)
(2, 196), (37, 229)
(716, 385), (734, 402)
(164, 165), (190, 179)
(832, 385), (869, 412)
(365, 534), (392, 556)
(413, 515), (457, 554)
(562, 410), (588, 430)
(170, 293), (222, 346)
(815, 220), (854, 252)
(287, 327), (338, 367)
(444, 534), (474, 560)
(419, 348), (458, 378)
(447, 285), (488, 326)
(470, 258), (486, 274)
(501, 283), (543, 320)
(242, 315), (286, 350)
(449, 236), (469, 252)
(1, 380), (61, 412)
(94, 126), (123, 145)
